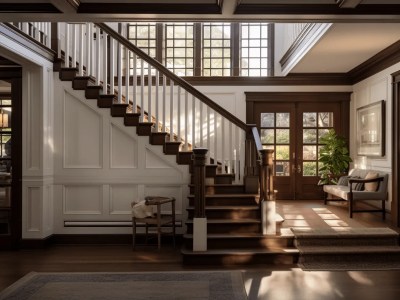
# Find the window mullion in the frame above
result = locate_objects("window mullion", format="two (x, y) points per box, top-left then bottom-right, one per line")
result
(232, 23), (240, 77)
(194, 23), (202, 77)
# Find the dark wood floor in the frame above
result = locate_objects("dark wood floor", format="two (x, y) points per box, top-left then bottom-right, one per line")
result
(1, 200), (400, 300)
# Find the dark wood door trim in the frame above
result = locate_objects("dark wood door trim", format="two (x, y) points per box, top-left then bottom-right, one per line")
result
(391, 71), (400, 227)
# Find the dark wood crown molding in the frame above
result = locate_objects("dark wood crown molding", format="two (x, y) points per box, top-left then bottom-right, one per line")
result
(78, 1), (223, 14)
(348, 40), (400, 84)
(245, 92), (352, 103)
(0, 3), (61, 13)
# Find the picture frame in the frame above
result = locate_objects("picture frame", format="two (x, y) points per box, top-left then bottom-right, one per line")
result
(356, 100), (385, 157)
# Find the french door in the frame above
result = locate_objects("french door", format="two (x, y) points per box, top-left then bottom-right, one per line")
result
(247, 92), (350, 200)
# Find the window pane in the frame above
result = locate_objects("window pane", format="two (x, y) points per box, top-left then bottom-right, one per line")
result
(276, 145), (290, 160)
(261, 113), (274, 127)
(303, 145), (317, 160)
(276, 113), (289, 127)
(303, 129), (317, 143)
(318, 129), (330, 141)
(275, 161), (290, 176)
(303, 112), (317, 127)
(261, 129), (274, 144)
(276, 129), (289, 144)
(318, 112), (334, 127)
(303, 162), (317, 176)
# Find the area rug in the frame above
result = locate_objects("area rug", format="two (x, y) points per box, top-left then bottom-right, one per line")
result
(0, 271), (248, 300)
(291, 227), (400, 271)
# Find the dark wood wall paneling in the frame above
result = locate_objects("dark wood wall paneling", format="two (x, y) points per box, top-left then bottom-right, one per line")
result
(391, 71), (400, 228)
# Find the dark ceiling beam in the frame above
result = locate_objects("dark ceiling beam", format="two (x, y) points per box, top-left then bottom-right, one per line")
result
(49, 0), (80, 13)
(0, 3), (61, 13)
(336, 0), (363, 9)
(77, 1), (223, 14)
(234, 4), (400, 15)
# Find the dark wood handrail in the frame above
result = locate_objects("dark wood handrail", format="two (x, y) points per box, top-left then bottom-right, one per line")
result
(95, 22), (247, 131)
(251, 126), (263, 152)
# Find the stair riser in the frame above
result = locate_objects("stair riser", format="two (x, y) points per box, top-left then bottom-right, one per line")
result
(164, 143), (181, 155)
(183, 237), (294, 250)
(136, 124), (152, 136)
(177, 153), (192, 165)
(59, 69), (78, 81)
(299, 253), (400, 264)
(189, 185), (245, 195)
(111, 105), (128, 117)
(85, 86), (102, 99)
(295, 237), (399, 247)
(72, 77), (91, 90)
(188, 197), (258, 206)
(182, 253), (297, 266)
(124, 114), (140, 126)
(215, 176), (233, 184)
(187, 210), (260, 220)
(150, 133), (167, 145)
(186, 223), (260, 234)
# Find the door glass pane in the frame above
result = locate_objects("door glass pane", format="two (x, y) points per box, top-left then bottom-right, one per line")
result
(318, 129), (330, 141)
(303, 162), (317, 176)
(303, 129), (317, 143)
(303, 145), (317, 160)
(275, 161), (290, 176)
(276, 129), (289, 144)
(303, 112), (317, 127)
(261, 113), (274, 127)
(276, 145), (289, 160)
(318, 112), (333, 127)
(276, 113), (289, 127)
(261, 129), (274, 144)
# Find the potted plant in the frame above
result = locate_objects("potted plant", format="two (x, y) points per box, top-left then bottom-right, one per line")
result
(318, 129), (352, 185)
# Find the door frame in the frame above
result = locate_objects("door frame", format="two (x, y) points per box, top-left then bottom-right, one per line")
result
(246, 92), (351, 199)
(0, 65), (22, 249)
(392, 71), (400, 227)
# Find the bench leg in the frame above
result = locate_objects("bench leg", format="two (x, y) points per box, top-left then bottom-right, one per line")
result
(349, 197), (353, 218)
(382, 200), (386, 220)
(324, 192), (328, 205)
(132, 217), (136, 250)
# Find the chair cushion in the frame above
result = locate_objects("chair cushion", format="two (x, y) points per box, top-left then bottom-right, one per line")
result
(364, 171), (379, 192)
(132, 200), (154, 218)
(337, 176), (349, 186)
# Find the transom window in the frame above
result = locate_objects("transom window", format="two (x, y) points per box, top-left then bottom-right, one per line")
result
(128, 23), (157, 58)
(240, 23), (270, 76)
(165, 23), (194, 76)
(202, 23), (231, 76)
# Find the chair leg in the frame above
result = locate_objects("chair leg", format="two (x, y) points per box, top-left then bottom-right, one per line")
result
(324, 192), (328, 205)
(145, 224), (149, 245)
(382, 200), (386, 220)
(349, 198), (353, 218)
(132, 217), (136, 250)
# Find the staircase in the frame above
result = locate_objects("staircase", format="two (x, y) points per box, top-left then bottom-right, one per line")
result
(8, 21), (299, 265)
(182, 165), (297, 266)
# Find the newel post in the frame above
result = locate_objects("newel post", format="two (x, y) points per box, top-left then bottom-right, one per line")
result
(244, 124), (259, 193)
(192, 148), (207, 251)
(259, 149), (277, 235)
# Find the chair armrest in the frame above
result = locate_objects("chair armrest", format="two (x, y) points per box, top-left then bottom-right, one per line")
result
(348, 177), (384, 184)
(145, 196), (175, 205)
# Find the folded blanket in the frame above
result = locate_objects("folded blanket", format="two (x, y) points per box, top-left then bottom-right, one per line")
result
(131, 200), (154, 218)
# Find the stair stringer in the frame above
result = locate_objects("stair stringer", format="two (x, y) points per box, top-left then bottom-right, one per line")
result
(52, 76), (190, 235)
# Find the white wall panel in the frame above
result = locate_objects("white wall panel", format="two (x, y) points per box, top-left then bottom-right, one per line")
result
(110, 184), (138, 215)
(26, 187), (41, 232)
(145, 148), (172, 169)
(63, 185), (102, 214)
(63, 91), (102, 168)
(110, 124), (137, 168)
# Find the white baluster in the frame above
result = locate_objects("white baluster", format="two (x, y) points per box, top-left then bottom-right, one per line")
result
(170, 81), (174, 141)
(228, 121), (233, 173)
(85, 23), (91, 76)
(192, 95), (196, 149)
(78, 24), (83, 76)
(214, 111), (218, 166)
(140, 59), (144, 121)
(117, 36), (122, 104)
(57, 23), (61, 58)
(162, 75), (166, 132)
(22, 23), (29, 35)
(148, 63), (152, 123)
(221, 117), (226, 173)
(199, 102), (203, 147)
(71, 24), (76, 68)
(177, 86), (181, 143)
(206, 106), (210, 163)
(155, 71), (159, 132)
(184, 91), (188, 150)
(132, 54), (137, 112)
(46, 22), (51, 48)
(109, 38), (115, 93)
(125, 47), (130, 105)
(96, 26), (101, 85)
(103, 32), (108, 94)
(65, 23), (70, 67)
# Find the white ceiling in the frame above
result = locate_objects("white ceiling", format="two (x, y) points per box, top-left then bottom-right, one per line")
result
(291, 23), (400, 73)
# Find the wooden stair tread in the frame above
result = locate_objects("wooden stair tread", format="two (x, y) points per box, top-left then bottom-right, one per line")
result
(181, 248), (298, 255)
(188, 184), (244, 187)
(298, 245), (400, 254)
(183, 233), (291, 239)
(186, 219), (261, 224)
(186, 206), (259, 210)
(188, 194), (258, 198)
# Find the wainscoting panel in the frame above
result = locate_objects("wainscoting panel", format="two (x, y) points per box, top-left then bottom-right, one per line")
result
(109, 184), (138, 215)
(63, 91), (102, 169)
(145, 148), (172, 169)
(63, 185), (102, 215)
(26, 187), (41, 232)
(110, 124), (137, 169)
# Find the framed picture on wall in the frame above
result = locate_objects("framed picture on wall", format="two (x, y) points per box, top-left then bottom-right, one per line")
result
(356, 100), (385, 157)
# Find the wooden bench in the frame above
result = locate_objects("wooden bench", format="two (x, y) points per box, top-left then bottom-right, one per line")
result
(323, 169), (389, 219)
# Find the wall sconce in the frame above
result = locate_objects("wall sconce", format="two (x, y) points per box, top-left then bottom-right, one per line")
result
(0, 111), (9, 128)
